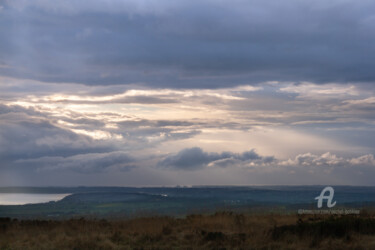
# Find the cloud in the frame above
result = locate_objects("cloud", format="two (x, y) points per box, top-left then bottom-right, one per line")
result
(0, 103), (203, 174)
(158, 147), (375, 176)
(0, 1), (375, 186)
(1, 0), (375, 87)
(158, 147), (274, 170)
(0, 104), (115, 167)
(16, 152), (135, 173)
(341, 97), (375, 112)
(281, 152), (375, 168)
(0, 104), (138, 174)
(1, 99), (375, 184)
(23, 88), (245, 105)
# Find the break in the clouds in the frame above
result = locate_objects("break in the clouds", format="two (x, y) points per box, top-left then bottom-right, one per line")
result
(1, 0), (375, 87)
(0, 0), (375, 186)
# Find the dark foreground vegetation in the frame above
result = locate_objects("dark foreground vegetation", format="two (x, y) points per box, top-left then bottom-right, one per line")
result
(1, 212), (375, 249)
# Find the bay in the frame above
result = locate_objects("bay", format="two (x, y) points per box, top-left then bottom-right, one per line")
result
(0, 193), (70, 205)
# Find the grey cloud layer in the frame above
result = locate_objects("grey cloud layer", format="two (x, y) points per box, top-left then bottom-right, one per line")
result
(0, 103), (200, 173)
(158, 147), (375, 179)
(2, 80), (375, 160)
(16, 152), (136, 173)
(158, 147), (274, 170)
(0, 105), (112, 162)
(1, 0), (375, 186)
(1, 88), (375, 184)
(1, 0), (375, 87)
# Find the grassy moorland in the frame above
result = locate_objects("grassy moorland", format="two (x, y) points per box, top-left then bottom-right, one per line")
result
(1, 212), (375, 249)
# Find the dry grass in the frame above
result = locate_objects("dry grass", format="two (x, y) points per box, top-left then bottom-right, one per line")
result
(1, 212), (375, 249)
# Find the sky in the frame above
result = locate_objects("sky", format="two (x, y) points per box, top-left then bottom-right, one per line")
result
(1, 0), (375, 186)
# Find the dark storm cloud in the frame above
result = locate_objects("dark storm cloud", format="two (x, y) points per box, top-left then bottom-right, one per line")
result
(1, 0), (375, 88)
(158, 147), (274, 170)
